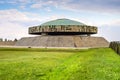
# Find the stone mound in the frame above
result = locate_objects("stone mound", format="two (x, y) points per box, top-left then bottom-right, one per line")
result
(15, 36), (109, 48)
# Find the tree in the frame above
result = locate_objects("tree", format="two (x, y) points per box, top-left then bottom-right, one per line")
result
(14, 38), (18, 42)
(0, 38), (3, 41)
(5, 38), (7, 42)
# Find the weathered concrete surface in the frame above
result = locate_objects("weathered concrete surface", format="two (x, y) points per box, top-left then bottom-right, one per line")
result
(29, 19), (97, 35)
(15, 36), (109, 48)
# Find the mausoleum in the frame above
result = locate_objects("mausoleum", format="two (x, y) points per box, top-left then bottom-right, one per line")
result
(15, 18), (109, 48)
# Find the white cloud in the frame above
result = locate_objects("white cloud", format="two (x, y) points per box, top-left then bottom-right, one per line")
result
(94, 21), (120, 42)
(44, 7), (52, 12)
(30, 0), (120, 13)
(30, 0), (55, 11)
(3, 0), (31, 4)
(0, 9), (29, 22)
(0, 9), (45, 40)
(105, 20), (120, 26)
(0, 21), (27, 40)
(31, 3), (43, 8)
(1, 0), (120, 13)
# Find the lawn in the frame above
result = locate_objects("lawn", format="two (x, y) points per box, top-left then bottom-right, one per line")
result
(0, 47), (120, 80)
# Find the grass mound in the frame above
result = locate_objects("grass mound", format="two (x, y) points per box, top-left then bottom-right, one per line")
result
(0, 48), (120, 80)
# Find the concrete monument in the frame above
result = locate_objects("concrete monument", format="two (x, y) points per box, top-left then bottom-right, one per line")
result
(15, 18), (109, 48)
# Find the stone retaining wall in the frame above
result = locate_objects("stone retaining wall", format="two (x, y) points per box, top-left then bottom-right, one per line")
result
(15, 36), (109, 48)
(0, 41), (16, 46)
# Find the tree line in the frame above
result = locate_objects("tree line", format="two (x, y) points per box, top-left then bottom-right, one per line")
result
(0, 38), (17, 42)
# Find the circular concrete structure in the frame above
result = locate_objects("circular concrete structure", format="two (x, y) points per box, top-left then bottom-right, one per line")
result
(15, 18), (109, 48)
(29, 19), (97, 35)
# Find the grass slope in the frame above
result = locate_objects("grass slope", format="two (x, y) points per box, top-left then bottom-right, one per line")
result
(0, 48), (120, 80)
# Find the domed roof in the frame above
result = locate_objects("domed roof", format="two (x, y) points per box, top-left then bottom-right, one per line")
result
(41, 18), (85, 26)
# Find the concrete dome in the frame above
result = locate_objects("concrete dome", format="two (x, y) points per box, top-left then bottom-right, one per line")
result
(41, 18), (85, 26)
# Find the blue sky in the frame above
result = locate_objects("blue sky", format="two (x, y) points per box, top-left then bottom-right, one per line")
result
(0, 0), (120, 41)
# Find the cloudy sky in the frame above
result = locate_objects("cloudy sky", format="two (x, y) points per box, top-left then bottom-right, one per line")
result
(0, 0), (120, 41)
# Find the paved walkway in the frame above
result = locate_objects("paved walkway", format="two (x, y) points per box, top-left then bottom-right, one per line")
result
(0, 45), (90, 49)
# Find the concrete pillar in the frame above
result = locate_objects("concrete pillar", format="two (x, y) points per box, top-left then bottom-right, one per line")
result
(41, 33), (47, 36)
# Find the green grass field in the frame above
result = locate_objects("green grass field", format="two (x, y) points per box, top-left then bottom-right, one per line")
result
(0, 47), (120, 80)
